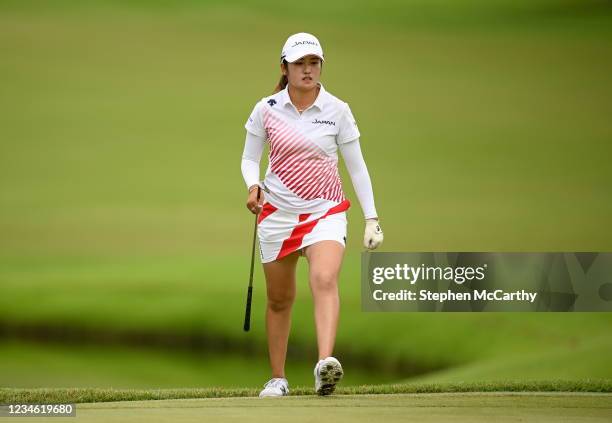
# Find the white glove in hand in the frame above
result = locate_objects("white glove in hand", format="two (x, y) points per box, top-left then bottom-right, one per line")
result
(364, 219), (383, 250)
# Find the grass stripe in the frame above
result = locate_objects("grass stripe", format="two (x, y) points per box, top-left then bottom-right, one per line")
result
(1, 380), (610, 404)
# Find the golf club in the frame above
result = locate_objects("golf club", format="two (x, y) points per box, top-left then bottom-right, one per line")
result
(243, 185), (261, 332)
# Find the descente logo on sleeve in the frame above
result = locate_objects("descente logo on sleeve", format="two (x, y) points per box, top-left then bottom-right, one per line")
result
(312, 119), (336, 126)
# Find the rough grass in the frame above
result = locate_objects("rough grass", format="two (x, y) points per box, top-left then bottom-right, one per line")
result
(1, 380), (611, 404)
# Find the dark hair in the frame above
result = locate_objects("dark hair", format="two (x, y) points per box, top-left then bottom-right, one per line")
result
(273, 60), (289, 94)
(273, 58), (323, 94)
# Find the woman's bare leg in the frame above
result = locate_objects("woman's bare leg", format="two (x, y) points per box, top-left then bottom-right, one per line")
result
(262, 250), (300, 378)
(303, 240), (345, 360)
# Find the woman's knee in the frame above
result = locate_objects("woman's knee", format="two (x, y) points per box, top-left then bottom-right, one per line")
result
(310, 269), (338, 292)
(263, 253), (299, 313)
(267, 293), (295, 312)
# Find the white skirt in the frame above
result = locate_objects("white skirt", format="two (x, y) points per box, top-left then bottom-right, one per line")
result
(257, 199), (351, 263)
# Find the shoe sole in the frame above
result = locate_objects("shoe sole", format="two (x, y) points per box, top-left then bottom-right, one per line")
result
(259, 390), (289, 398)
(316, 360), (343, 396)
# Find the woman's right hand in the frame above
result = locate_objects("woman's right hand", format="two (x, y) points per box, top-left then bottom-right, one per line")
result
(246, 185), (264, 214)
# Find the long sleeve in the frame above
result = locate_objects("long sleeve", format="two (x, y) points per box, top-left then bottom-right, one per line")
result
(241, 130), (266, 189)
(339, 138), (378, 219)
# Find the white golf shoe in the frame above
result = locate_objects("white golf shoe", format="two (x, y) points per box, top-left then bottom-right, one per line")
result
(259, 377), (289, 397)
(314, 356), (343, 396)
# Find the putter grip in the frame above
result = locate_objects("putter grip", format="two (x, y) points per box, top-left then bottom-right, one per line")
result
(243, 286), (253, 331)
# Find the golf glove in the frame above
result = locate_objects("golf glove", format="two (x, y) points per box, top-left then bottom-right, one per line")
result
(364, 219), (383, 250)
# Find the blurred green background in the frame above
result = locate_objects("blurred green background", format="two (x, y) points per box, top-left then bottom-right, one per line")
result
(1, 0), (611, 389)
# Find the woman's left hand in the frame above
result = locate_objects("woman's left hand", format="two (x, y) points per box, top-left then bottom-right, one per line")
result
(364, 219), (383, 250)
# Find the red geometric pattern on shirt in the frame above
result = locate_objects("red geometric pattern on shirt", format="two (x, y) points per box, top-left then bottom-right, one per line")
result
(263, 109), (344, 202)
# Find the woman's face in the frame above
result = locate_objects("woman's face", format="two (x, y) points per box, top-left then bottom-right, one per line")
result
(283, 54), (322, 91)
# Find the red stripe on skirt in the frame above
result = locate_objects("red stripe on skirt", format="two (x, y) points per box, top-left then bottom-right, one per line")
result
(257, 202), (278, 225)
(276, 199), (351, 260)
(298, 213), (311, 223)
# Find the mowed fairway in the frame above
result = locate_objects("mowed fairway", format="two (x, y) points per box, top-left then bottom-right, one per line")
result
(17, 393), (612, 423)
(1, 0), (612, 399)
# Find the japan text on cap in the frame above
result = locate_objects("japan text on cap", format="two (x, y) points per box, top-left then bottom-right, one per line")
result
(280, 33), (325, 64)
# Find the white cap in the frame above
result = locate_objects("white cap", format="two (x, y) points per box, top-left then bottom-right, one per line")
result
(280, 33), (325, 64)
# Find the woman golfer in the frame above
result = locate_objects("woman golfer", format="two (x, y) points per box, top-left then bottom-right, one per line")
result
(241, 32), (383, 397)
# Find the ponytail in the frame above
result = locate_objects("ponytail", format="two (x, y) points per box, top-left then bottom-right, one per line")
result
(273, 60), (289, 94)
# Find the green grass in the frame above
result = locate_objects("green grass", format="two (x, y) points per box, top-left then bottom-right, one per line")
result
(1, 256), (611, 386)
(0, 339), (393, 388)
(2, 380), (611, 404)
(1, 1), (611, 255)
(0, 0), (611, 390)
(66, 393), (612, 423)
(407, 335), (612, 383)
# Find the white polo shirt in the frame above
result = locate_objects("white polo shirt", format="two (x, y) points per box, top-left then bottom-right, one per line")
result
(244, 82), (360, 214)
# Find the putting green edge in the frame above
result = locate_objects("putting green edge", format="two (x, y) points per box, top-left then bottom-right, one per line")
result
(1, 379), (611, 404)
